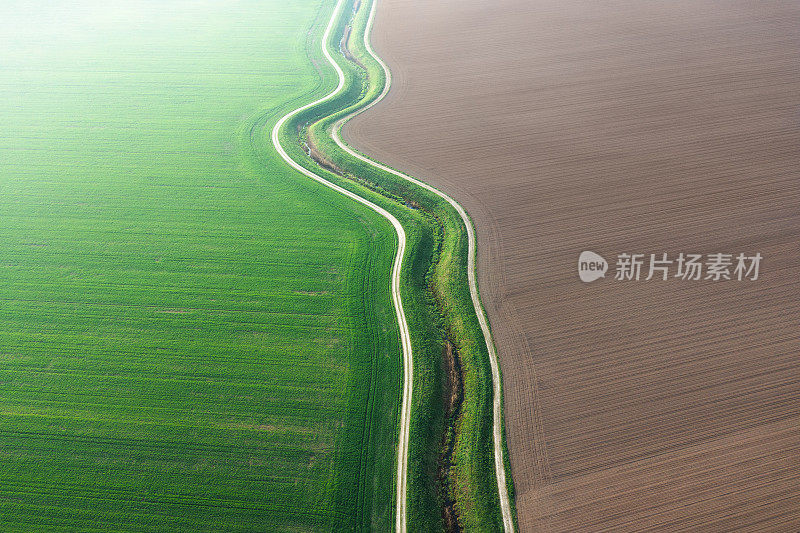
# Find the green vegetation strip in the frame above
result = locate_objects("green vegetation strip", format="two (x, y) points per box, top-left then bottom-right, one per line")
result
(277, 0), (519, 529)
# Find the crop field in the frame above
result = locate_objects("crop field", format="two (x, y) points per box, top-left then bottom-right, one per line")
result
(346, 0), (800, 531)
(0, 0), (401, 530)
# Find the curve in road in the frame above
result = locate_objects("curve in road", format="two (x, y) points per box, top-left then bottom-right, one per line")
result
(270, 0), (412, 531)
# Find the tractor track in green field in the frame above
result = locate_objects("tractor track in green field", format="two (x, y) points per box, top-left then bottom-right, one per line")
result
(272, 0), (515, 531)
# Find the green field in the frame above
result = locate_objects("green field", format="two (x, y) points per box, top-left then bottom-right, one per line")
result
(0, 1), (400, 530)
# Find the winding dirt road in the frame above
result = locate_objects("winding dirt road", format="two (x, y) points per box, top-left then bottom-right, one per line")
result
(331, 1), (515, 530)
(270, 0), (413, 530)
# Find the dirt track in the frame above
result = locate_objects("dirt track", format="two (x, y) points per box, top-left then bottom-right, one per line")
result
(271, 1), (413, 530)
(344, 0), (800, 530)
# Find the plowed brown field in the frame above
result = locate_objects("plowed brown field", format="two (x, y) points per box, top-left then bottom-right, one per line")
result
(344, 0), (800, 530)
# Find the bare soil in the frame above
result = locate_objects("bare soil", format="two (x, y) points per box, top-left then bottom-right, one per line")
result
(344, 0), (800, 530)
